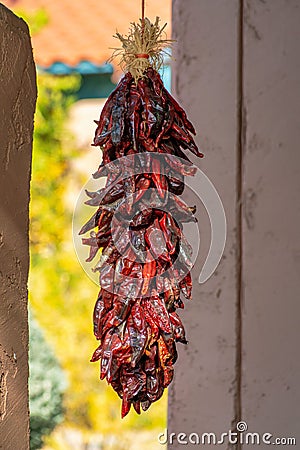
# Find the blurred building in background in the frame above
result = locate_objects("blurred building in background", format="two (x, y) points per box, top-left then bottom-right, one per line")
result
(4, 0), (171, 88)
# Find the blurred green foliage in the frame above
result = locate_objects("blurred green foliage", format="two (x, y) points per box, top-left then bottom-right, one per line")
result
(16, 8), (49, 36)
(30, 74), (81, 261)
(29, 311), (66, 449)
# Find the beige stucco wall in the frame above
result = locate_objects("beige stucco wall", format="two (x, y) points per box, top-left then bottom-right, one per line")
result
(169, 0), (239, 446)
(0, 4), (36, 449)
(170, 1), (300, 449)
(241, 0), (300, 442)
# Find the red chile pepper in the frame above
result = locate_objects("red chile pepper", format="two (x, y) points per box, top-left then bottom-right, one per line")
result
(151, 156), (168, 200)
(92, 293), (105, 340)
(80, 59), (203, 417)
(126, 308), (148, 367)
(170, 311), (188, 344)
(137, 77), (157, 138)
(132, 177), (151, 203)
(141, 252), (156, 296)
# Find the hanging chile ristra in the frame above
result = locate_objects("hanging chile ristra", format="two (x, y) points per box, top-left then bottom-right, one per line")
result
(79, 17), (203, 417)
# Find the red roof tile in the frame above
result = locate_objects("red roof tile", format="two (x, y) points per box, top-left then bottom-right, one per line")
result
(3, 0), (171, 69)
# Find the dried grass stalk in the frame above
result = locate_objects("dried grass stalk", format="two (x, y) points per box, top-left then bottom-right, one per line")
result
(108, 16), (173, 82)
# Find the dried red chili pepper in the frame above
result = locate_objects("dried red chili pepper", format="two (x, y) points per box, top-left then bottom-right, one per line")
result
(80, 16), (204, 417)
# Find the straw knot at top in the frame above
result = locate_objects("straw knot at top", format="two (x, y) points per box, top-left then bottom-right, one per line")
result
(108, 17), (174, 82)
(136, 53), (150, 59)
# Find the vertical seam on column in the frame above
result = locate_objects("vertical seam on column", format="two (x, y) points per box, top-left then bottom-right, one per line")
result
(232, 1), (244, 449)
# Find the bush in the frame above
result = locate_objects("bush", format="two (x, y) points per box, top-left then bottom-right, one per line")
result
(29, 312), (66, 449)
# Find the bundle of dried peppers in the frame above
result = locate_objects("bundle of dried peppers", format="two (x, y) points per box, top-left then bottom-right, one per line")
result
(80, 17), (203, 417)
